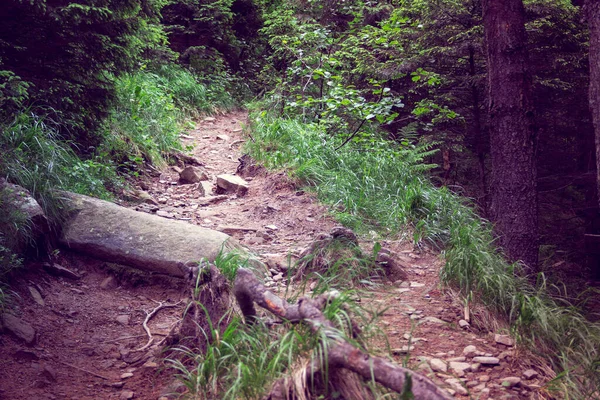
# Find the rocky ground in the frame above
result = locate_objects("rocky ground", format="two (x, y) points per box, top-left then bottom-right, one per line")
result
(0, 111), (550, 399)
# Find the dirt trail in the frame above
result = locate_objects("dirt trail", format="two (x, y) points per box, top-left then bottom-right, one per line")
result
(0, 111), (546, 399)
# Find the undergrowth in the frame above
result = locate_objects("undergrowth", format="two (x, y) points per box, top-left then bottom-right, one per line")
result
(245, 111), (600, 398)
(168, 250), (390, 399)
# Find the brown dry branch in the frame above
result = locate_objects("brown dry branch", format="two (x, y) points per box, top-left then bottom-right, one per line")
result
(233, 268), (452, 400)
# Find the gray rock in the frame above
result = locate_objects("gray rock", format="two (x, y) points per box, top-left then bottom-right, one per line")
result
(43, 263), (80, 280)
(447, 356), (466, 362)
(41, 365), (57, 381)
(501, 377), (521, 388)
(59, 193), (241, 277)
(449, 362), (471, 376)
(272, 273), (283, 282)
(0, 180), (49, 237)
(523, 369), (538, 380)
(119, 390), (134, 399)
(458, 319), (470, 328)
(100, 276), (117, 290)
(197, 181), (213, 197)
(445, 378), (468, 395)
(216, 174), (249, 196)
(429, 358), (448, 373)
(28, 286), (45, 306)
(470, 363), (481, 373)
(421, 316), (446, 324)
(179, 166), (207, 184)
(116, 315), (130, 325)
(120, 372), (134, 379)
(1, 314), (36, 345)
(495, 334), (514, 346)
(462, 345), (478, 358)
(472, 356), (500, 365)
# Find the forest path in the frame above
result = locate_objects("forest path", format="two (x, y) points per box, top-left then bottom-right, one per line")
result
(147, 111), (545, 399)
(0, 111), (545, 400)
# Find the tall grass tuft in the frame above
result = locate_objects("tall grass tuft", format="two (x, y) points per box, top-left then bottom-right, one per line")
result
(245, 111), (600, 398)
(99, 65), (235, 168)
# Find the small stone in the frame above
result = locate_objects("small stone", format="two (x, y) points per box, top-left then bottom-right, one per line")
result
(470, 363), (481, 373)
(216, 174), (249, 196)
(449, 362), (471, 376)
(116, 315), (130, 325)
(13, 349), (39, 361)
(109, 382), (124, 388)
(421, 316), (446, 324)
(156, 210), (174, 219)
(472, 356), (500, 365)
(265, 225), (278, 231)
(523, 369), (538, 380)
(142, 361), (158, 369)
(100, 276), (117, 290)
(462, 345), (478, 358)
(501, 377), (521, 388)
(216, 134), (230, 141)
(429, 358), (448, 373)
(1, 314), (36, 345)
(197, 181), (213, 197)
(179, 166), (207, 184)
(119, 390), (134, 399)
(392, 346), (414, 354)
(204, 117), (215, 122)
(120, 372), (134, 379)
(479, 375), (490, 382)
(447, 357), (466, 362)
(43, 263), (80, 280)
(458, 319), (470, 328)
(445, 378), (468, 395)
(494, 334), (514, 347)
(41, 365), (57, 381)
(272, 273), (283, 282)
(28, 286), (45, 306)
(410, 282), (425, 287)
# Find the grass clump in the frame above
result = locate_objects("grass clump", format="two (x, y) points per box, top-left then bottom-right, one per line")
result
(168, 251), (389, 399)
(245, 111), (600, 398)
(100, 65), (235, 169)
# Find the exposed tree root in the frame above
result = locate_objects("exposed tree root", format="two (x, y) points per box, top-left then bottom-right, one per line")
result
(234, 268), (452, 400)
(133, 300), (182, 352)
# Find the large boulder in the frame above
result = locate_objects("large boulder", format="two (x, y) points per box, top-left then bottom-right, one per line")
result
(59, 193), (241, 278)
(0, 179), (49, 237)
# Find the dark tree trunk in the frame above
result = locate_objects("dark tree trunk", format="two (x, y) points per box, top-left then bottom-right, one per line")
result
(482, 0), (538, 270)
(588, 1), (600, 208)
(469, 45), (488, 216)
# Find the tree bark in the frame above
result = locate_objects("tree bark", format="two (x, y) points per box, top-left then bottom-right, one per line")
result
(233, 268), (453, 400)
(587, 1), (600, 208)
(482, 0), (538, 270)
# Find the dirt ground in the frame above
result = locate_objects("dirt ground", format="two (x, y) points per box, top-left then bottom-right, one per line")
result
(0, 111), (550, 399)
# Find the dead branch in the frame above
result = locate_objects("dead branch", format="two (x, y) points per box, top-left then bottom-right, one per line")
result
(234, 268), (452, 400)
(133, 300), (182, 352)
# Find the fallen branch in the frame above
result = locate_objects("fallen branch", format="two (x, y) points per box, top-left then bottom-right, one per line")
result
(133, 300), (182, 352)
(234, 268), (452, 400)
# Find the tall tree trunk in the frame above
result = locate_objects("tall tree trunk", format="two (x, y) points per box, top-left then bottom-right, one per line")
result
(588, 1), (600, 208)
(482, 0), (538, 270)
(468, 45), (488, 216)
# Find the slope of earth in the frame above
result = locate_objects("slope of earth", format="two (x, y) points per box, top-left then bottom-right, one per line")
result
(0, 111), (550, 400)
